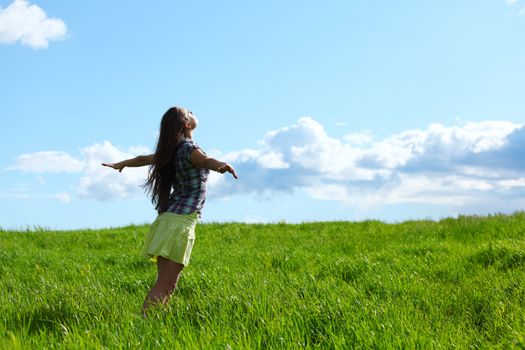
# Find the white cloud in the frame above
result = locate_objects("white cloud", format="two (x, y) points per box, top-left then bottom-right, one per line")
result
(357, 121), (517, 171)
(305, 183), (351, 203)
(257, 151), (290, 169)
(343, 130), (374, 146)
(205, 117), (524, 214)
(499, 178), (525, 189)
(6, 141), (152, 201)
(6, 151), (84, 173)
(77, 141), (151, 201)
(507, 0), (518, 6)
(0, 0), (67, 49)
(6, 118), (525, 217)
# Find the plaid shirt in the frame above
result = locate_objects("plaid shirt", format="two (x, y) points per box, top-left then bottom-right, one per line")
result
(166, 138), (210, 218)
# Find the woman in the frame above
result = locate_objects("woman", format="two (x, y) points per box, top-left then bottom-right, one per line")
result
(101, 106), (237, 317)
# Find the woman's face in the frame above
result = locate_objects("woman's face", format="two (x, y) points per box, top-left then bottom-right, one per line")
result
(190, 111), (199, 129)
(186, 109), (198, 130)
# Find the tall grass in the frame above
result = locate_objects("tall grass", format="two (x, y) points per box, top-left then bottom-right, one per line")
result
(1, 212), (524, 349)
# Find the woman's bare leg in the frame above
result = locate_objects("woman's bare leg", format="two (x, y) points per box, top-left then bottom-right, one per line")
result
(142, 256), (184, 317)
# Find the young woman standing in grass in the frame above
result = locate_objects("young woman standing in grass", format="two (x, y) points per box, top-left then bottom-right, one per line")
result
(101, 106), (238, 317)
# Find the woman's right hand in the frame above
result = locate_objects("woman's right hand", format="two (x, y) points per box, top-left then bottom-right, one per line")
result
(101, 162), (125, 172)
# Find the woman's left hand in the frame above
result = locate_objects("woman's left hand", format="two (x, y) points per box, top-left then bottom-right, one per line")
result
(218, 163), (238, 179)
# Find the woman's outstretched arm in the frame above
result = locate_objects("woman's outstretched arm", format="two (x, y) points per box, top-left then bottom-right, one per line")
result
(101, 154), (154, 172)
(190, 149), (238, 179)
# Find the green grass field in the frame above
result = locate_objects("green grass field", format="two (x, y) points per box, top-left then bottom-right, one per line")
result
(1, 212), (525, 349)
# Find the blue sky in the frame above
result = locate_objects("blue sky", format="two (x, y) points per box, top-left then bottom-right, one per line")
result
(1, 0), (524, 230)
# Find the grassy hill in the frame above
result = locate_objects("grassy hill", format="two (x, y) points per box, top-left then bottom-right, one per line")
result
(1, 212), (524, 349)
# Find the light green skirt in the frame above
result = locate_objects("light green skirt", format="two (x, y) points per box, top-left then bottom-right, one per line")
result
(141, 211), (199, 266)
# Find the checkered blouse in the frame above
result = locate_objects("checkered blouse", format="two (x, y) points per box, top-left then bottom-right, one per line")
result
(166, 138), (210, 218)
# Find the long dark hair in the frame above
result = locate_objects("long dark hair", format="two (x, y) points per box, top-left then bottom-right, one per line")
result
(142, 107), (190, 214)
